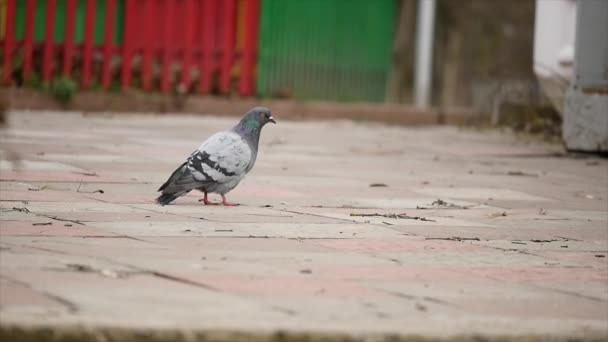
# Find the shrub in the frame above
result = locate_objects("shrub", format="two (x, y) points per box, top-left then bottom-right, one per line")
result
(50, 77), (78, 104)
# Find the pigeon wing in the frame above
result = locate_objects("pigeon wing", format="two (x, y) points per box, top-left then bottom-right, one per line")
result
(187, 131), (252, 185)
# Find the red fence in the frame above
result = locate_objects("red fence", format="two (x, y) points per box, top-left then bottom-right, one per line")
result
(1, 0), (260, 96)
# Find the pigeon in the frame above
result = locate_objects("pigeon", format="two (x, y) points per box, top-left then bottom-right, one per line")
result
(156, 107), (276, 206)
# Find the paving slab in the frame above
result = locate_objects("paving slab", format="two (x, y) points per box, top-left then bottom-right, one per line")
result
(1, 110), (607, 341)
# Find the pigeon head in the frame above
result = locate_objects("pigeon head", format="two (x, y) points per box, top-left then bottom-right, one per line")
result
(237, 107), (276, 133)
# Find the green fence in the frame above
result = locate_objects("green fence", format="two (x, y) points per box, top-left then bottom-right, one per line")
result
(14, 0), (124, 44)
(257, 0), (395, 102)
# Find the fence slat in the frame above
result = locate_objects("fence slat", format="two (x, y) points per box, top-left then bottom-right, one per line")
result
(121, 0), (136, 88)
(42, 0), (57, 82)
(63, 0), (76, 76)
(199, 0), (216, 94)
(160, 0), (174, 93)
(180, 0), (195, 90)
(219, 0), (236, 94)
(240, 0), (260, 96)
(1, 0), (16, 85)
(141, 0), (154, 91)
(22, 0), (36, 83)
(81, 0), (96, 89)
(101, 0), (116, 88)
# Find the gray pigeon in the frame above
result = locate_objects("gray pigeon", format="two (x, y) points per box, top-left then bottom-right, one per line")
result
(156, 107), (276, 206)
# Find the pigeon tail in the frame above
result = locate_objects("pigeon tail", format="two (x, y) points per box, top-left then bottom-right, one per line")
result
(156, 162), (198, 205)
(155, 192), (180, 206)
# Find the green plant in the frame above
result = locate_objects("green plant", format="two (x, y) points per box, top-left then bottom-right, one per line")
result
(24, 72), (43, 89)
(50, 77), (78, 104)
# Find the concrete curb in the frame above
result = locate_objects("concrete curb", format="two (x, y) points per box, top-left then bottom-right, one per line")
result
(2, 325), (606, 342)
(0, 88), (473, 126)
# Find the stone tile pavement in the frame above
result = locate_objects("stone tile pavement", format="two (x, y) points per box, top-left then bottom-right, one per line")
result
(0, 111), (606, 341)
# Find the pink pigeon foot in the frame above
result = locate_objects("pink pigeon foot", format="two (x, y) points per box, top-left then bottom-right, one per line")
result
(198, 192), (220, 205)
(221, 194), (239, 206)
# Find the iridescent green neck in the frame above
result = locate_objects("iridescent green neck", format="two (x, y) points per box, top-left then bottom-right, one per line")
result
(242, 115), (262, 132)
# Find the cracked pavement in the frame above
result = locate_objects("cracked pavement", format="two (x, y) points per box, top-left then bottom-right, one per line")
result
(0, 111), (607, 340)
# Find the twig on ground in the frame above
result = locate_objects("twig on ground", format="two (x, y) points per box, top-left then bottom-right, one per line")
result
(350, 213), (436, 222)
(426, 236), (480, 241)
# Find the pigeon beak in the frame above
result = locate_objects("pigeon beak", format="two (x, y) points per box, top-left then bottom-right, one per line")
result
(268, 116), (276, 124)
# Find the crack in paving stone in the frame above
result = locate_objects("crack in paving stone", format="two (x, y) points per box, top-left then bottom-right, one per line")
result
(533, 218), (572, 221)
(72, 171), (99, 177)
(380, 290), (457, 308)
(505, 170), (539, 177)
(421, 296), (453, 306)
(245, 213), (294, 218)
(554, 236), (583, 242)
(103, 200), (240, 223)
(86, 197), (272, 232)
(270, 306), (298, 316)
(2, 207), (86, 225)
(312, 205), (390, 209)
(76, 181), (104, 194)
(521, 282), (607, 303)
(1, 242), (73, 256)
(416, 199), (474, 210)
(43, 263), (150, 279)
(41, 292), (80, 313)
(1, 242), (160, 279)
(35, 214), (85, 225)
(116, 235), (157, 244)
(6, 245), (224, 298)
(2, 243), (221, 297)
(0, 274), (79, 313)
(150, 271), (217, 291)
(350, 213), (436, 222)
(477, 271), (608, 303)
(367, 253), (404, 265)
(287, 237), (359, 240)
(278, 209), (361, 223)
(470, 244), (552, 259)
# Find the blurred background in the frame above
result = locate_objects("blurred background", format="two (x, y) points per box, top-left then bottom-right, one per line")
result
(0, 0), (606, 150)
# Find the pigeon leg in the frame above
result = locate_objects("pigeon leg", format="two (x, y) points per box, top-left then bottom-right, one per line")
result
(198, 191), (220, 205)
(221, 194), (239, 206)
